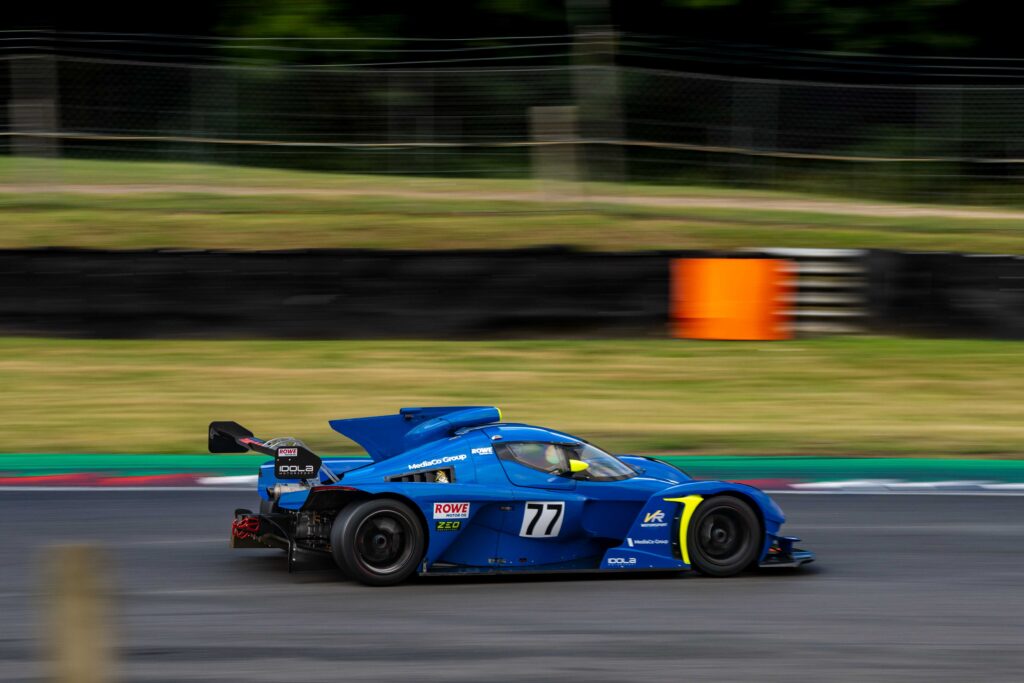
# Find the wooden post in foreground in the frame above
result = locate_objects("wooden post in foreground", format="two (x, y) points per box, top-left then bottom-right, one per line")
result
(47, 545), (113, 683)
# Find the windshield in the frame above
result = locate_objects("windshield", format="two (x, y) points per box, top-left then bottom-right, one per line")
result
(568, 442), (637, 481)
(496, 441), (636, 482)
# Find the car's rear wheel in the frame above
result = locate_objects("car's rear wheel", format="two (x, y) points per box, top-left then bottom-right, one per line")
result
(686, 496), (760, 577)
(330, 498), (425, 586)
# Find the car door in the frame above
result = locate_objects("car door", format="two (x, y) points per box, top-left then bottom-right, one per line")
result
(566, 443), (670, 542)
(492, 442), (601, 568)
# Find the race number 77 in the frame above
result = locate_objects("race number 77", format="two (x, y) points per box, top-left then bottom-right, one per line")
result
(519, 501), (565, 538)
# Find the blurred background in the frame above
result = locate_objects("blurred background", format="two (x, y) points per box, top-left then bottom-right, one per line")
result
(3, 2), (1024, 682)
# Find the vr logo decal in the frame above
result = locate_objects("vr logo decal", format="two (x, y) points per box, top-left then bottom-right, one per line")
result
(641, 509), (668, 528)
(644, 510), (665, 524)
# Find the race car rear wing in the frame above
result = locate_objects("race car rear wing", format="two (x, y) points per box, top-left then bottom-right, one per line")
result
(208, 421), (338, 482)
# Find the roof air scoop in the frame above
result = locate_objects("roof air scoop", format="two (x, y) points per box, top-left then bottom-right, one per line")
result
(403, 407), (501, 450)
(329, 406), (501, 461)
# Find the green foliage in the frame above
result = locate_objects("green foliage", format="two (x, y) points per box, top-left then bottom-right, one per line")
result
(667, 0), (971, 52)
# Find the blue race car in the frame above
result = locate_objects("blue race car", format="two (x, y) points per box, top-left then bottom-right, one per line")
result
(213, 406), (813, 586)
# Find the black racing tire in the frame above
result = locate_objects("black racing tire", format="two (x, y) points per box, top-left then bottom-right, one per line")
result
(686, 496), (760, 577)
(330, 498), (425, 586)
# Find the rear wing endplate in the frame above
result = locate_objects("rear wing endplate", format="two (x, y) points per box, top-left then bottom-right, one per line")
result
(208, 421), (334, 482)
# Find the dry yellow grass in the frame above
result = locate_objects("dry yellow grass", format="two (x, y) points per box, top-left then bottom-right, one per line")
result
(2, 337), (1023, 456)
(3, 158), (1024, 253)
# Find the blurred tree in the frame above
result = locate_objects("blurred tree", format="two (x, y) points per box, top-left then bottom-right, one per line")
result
(221, 0), (383, 39)
(659, 0), (970, 53)
(0, 0), (1020, 60)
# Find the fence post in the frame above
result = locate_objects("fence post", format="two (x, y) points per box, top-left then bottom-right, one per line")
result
(530, 105), (579, 194)
(8, 54), (60, 159)
(572, 26), (625, 184)
(46, 545), (113, 683)
(731, 79), (779, 189)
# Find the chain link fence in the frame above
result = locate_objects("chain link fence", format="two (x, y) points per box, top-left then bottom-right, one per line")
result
(4, 53), (1024, 202)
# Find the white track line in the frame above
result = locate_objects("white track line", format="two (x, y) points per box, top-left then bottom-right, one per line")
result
(790, 479), (902, 490)
(196, 475), (259, 485)
(789, 479), (999, 491)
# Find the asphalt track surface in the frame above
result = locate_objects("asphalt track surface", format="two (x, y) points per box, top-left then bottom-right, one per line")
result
(2, 491), (1023, 682)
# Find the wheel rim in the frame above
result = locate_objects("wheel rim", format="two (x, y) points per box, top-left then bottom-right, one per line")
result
(696, 508), (751, 565)
(353, 510), (415, 575)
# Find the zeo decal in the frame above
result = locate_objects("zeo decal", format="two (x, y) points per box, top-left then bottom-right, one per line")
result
(519, 501), (565, 538)
(435, 520), (462, 531)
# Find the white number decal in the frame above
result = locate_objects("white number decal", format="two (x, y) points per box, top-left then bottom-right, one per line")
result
(519, 502), (565, 538)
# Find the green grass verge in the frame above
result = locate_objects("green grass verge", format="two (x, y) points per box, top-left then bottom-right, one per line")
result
(2, 158), (1024, 252)
(2, 337), (1023, 457)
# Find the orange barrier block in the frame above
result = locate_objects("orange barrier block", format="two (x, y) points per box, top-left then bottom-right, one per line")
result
(671, 258), (792, 340)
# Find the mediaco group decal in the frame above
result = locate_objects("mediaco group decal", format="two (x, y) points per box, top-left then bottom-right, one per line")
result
(409, 454), (467, 471)
(626, 538), (669, 547)
(433, 502), (471, 519)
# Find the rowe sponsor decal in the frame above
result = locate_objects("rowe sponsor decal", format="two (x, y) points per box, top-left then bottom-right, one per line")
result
(435, 520), (463, 532)
(641, 509), (668, 528)
(277, 448), (298, 457)
(409, 454), (467, 471)
(471, 447), (493, 456)
(433, 502), (471, 520)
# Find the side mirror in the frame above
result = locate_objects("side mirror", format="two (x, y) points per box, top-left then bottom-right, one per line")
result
(568, 459), (589, 475)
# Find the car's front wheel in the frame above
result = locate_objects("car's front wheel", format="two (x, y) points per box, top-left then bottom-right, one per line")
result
(686, 495), (760, 577)
(330, 498), (425, 586)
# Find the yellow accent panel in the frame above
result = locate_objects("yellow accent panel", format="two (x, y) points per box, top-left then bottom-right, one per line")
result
(664, 495), (704, 566)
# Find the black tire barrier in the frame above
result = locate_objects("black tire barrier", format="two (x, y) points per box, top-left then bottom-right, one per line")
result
(3, 247), (1023, 340)
(865, 250), (1024, 339)
(0, 247), (669, 339)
